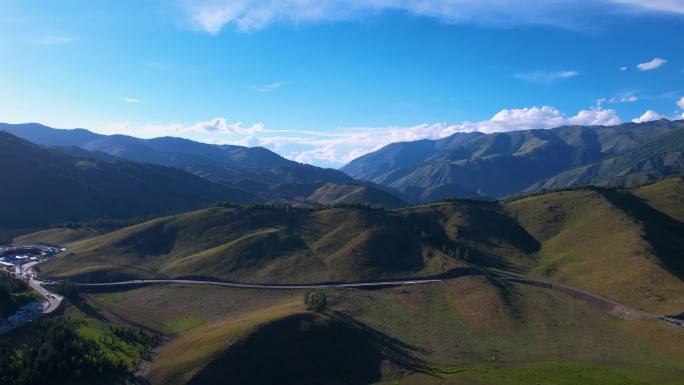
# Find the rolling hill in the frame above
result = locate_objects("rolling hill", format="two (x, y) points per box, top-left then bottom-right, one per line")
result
(21, 176), (684, 385)
(0, 131), (251, 227)
(82, 276), (684, 385)
(39, 177), (684, 315)
(342, 119), (684, 201)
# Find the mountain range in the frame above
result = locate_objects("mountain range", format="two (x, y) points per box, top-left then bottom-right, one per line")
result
(0, 128), (403, 227)
(0, 131), (250, 227)
(0, 122), (353, 186)
(3, 118), (684, 225)
(342, 119), (684, 201)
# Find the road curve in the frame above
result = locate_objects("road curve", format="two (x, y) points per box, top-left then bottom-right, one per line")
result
(77, 274), (684, 328)
(78, 277), (444, 290)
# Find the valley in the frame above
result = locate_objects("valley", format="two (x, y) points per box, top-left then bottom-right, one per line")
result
(3, 4), (684, 384)
(2, 176), (682, 384)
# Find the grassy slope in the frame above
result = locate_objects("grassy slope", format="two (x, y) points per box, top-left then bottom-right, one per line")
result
(82, 285), (303, 385)
(1, 300), (154, 384)
(631, 176), (684, 222)
(39, 206), (468, 283)
(12, 227), (105, 246)
(505, 187), (684, 314)
(83, 276), (684, 385)
(38, 178), (684, 317)
(306, 182), (406, 208)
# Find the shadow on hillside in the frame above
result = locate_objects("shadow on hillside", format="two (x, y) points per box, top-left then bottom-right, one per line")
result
(187, 312), (430, 385)
(602, 190), (684, 280)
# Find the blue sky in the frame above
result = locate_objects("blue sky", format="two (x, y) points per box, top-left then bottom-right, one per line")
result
(1, 0), (683, 167)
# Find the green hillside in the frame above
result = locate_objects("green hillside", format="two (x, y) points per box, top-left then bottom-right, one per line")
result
(630, 176), (684, 222)
(39, 177), (684, 316)
(23, 176), (684, 385)
(80, 277), (684, 385)
(304, 182), (406, 208)
(528, 128), (684, 191)
(505, 185), (684, 314)
(0, 131), (251, 227)
(40, 196), (556, 284)
(39, 206), (461, 283)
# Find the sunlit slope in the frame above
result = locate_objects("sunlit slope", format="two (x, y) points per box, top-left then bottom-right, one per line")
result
(397, 200), (539, 270)
(305, 182), (406, 208)
(39, 206), (465, 283)
(86, 278), (684, 385)
(631, 176), (684, 222)
(505, 186), (684, 314)
(12, 227), (105, 246)
(40, 198), (549, 284)
(40, 178), (684, 315)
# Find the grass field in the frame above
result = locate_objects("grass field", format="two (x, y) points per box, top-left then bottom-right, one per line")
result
(81, 275), (684, 385)
(12, 227), (106, 246)
(23, 177), (684, 384)
(505, 186), (684, 314)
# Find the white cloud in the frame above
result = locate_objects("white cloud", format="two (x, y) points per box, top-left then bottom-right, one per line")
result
(619, 66), (627, 71)
(677, 96), (684, 110)
(513, 70), (579, 85)
(187, 118), (265, 134)
(637, 57), (667, 71)
(96, 118), (264, 138)
(632, 110), (663, 123)
(568, 108), (621, 126)
(266, 105), (621, 165)
(251, 81), (291, 93)
(597, 95), (638, 105)
(123, 98), (142, 103)
(97, 106), (625, 167)
(36, 35), (74, 45)
(610, 0), (684, 14)
(180, 0), (684, 34)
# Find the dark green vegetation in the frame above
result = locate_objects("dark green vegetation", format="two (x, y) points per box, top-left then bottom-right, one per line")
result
(342, 119), (684, 201)
(0, 294), (156, 385)
(0, 317), (150, 385)
(303, 290), (327, 312)
(0, 272), (35, 317)
(0, 131), (250, 227)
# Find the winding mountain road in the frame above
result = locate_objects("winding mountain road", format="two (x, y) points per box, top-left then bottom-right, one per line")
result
(78, 277), (444, 290)
(76, 273), (684, 328)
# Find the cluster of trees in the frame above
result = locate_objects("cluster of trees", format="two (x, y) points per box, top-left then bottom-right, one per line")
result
(214, 201), (308, 213)
(214, 201), (384, 212)
(49, 215), (160, 230)
(0, 319), (126, 385)
(52, 280), (79, 300)
(304, 291), (327, 313)
(0, 272), (31, 317)
(100, 323), (156, 354)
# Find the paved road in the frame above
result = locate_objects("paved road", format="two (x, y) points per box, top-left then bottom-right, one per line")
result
(0, 253), (65, 334)
(499, 274), (684, 327)
(78, 277), (444, 290)
(19, 261), (64, 314)
(78, 273), (684, 328)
